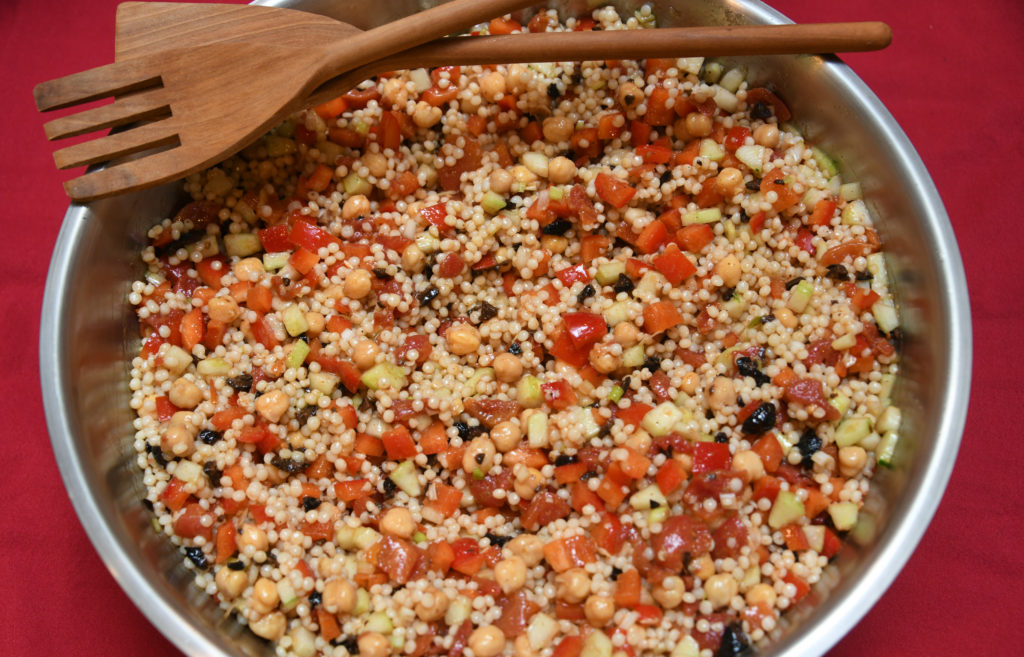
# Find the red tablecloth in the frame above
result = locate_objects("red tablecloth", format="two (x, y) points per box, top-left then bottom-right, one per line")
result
(2, 0), (1020, 655)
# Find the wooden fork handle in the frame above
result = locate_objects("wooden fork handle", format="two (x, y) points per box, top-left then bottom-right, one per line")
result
(307, 21), (892, 108)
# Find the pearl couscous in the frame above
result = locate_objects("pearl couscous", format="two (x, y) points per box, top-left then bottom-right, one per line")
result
(128, 7), (901, 657)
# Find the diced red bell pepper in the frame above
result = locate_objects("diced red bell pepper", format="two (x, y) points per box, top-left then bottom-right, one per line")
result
(751, 433), (784, 473)
(643, 300), (684, 334)
(644, 86), (675, 126)
(195, 256), (227, 288)
(334, 479), (370, 502)
(174, 503), (213, 541)
(159, 477), (190, 512)
(437, 252), (466, 278)
(630, 119), (652, 147)
(656, 459), (687, 495)
(724, 125), (751, 152)
(562, 312), (607, 351)
(289, 246), (320, 275)
(595, 172), (636, 209)
(488, 16), (522, 34)
(635, 220), (668, 255)
(556, 263), (590, 287)
(251, 314), (279, 349)
(382, 425), (418, 460)
(614, 568), (642, 607)
(597, 112), (625, 140)
(179, 308), (204, 352)
(426, 481), (462, 518)
(450, 537), (485, 575)
(636, 143), (673, 164)
(616, 402), (652, 428)
(289, 220), (341, 252)
(619, 446), (652, 479)
(154, 395), (179, 422)
(808, 198), (837, 227)
(760, 171), (801, 212)
(542, 380), (578, 411)
(652, 243), (697, 284)
(569, 127), (600, 162)
(419, 202), (450, 233)
(676, 224), (715, 253)
(548, 329), (589, 368)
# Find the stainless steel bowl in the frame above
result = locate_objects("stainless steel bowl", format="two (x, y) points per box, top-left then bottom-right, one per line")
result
(39, 1), (971, 655)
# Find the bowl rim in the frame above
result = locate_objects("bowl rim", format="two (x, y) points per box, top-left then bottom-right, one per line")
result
(39, 1), (972, 655)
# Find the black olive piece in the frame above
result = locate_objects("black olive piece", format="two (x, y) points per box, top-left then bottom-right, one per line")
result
(621, 376), (631, 389)
(785, 277), (804, 291)
(281, 277), (291, 287)
(576, 284), (596, 304)
(141, 498), (154, 511)
(547, 82), (561, 98)
(203, 461), (222, 485)
(485, 533), (511, 547)
(739, 209), (750, 223)
(295, 406), (317, 425)
(736, 356), (771, 387)
(715, 622), (752, 657)
(474, 452), (486, 465)
(227, 560), (246, 571)
(554, 453), (578, 467)
(542, 218), (572, 236)
(773, 178), (785, 185)
(826, 264), (850, 281)
(649, 499), (661, 508)
(146, 443), (169, 467)
(302, 496), (322, 512)
(199, 429), (223, 445)
(659, 170), (673, 184)
(226, 373), (253, 392)
(184, 547), (209, 570)
(720, 286), (736, 301)
(714, 432), (729, 443)
(508, 342), (522, 355)
(741, 402), (777, 434)
(470, 301), (499, 324)
(761, 313), (775, 323)
(797, 429), (823, 469)
(372, 267), (392, 279)
(298, 333), (309, 344)
(745, 178), (762, 192)
(888, 327), (905, 352)
(751, 101), (772, 120)
(571, 70), (584, 86)
(854, 269), (874, 282)
(337, 637), (359, 653)
(613, 273), (635, 295)
(580, 470), (599, 481)
(598, 420), (614, 439)
(416, 286), (439, 305)
(705, 409), (715, 420)
(610, 566), (623, 580)
(308, 591), (322, 608)
(270, 455), (306, 474)
(454, 421), (471, 440)
(382, 477), (398, 498)
(642, 356), (661, 372)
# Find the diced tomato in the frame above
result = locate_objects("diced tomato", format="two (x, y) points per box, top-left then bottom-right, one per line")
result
(751, 434), (784, 473)
(552, 635), (584, 657)
(617, 401), (652, 428)
(154, 395), (179, 422)
(597, 112), (625, 140)
(520, 490), (571, 531)
(652, 243), (697, 284)
(417, 202), (450, 234)
(692, 442), (731, 474)
(750, 211), (767, 233)
(488, 16), (521, 34)
(822, 527), (843, 559)
(808, 198), (837, 227)
(724, 125), (751, 152)
(289, 246), (320, 275)
(594, 172), (636, 209)
(378, 110), (402, 151)
(195, 256), (227, 288)
(783, 572), (811, 603)
(425, 481), (462, 519)
(676, 224), (715, 253)
(643, 300), (684, 334)
(543, 535), (597, 572)
(644, 86), (675, 126)
(652, 514), (713, 570)
(159, 477), (190, 512)
(210, 407), (246, 431)
(635, 604), (664, 626)
(761, 171), (801, 212)
(562, 312), (607, 351)
(450, 538), (485, 575)
(850, 286), (881, 312)
(620, 446), (652, 479)
(711, 514), (749, 560)
(569, 127), (600, 162)
(556, 264), (590, 287)
(752, 475), (782, 503)
(655, 459), (686, 495)
(782, 523), (811, 551)
(783, 377), (840, 421)
(629, 119), (652, 147)
(614, 567), (642, 607)
(334, 478), (370, 502)
(174, 503), (212, 541)
(548, 329), (589, 368)
(794, 227), (816, 254)
(674, 138), (702, 167)
(381, 425), (418, 460)
(636, 143), (673, 164)
(314, 356), (362, 393)
(542, 380), (578, 411)
(438, 138), (482, 191)
(437, 253), (466, 278)
(250, 314), (279, 349)
(745, 87), (792, 121)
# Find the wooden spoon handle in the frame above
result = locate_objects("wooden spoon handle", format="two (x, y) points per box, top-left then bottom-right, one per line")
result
(307, 21), (892, 107)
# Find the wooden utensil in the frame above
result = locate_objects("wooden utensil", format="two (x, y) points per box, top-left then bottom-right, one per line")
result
(113, 2), (892, 110)
(34, 0), (539, 203)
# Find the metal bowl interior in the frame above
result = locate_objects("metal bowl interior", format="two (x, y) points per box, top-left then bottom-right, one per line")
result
(39, 1), (971, 656)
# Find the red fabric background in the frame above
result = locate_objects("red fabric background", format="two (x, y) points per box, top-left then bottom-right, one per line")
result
(2, 0), (1021, 655)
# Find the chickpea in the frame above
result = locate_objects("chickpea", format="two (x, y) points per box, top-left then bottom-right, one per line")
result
(168, 377), (202, 409)
(251, 577), (280, 614)
(480, 71), (507, 100)
(714, 167), (744, 197)
(215, 566), (248, 598)
(680, 372), (700, 395)
(469, 625), (506, 657)
(343, 268), (373, 300)
(775, 307), (799, 329)
(617, 81), (643, 109)
(513, 635), (534, 657)
(415, 586), (449, 621)
(540, 234), (568, 255)
(547, 156), (577, 184)
(490, 421), (522, 452)
(342, 194), (370, 220)
(612, 322), (639, 348)
(352, 339), (380, 371)
(322, 578), (357, 614)
(708, 376), (736, 411)
(401, 243), (425, 273)
(412, 100), (443, 128)
(589, 342), (621, 374)
(161, 423), (195, 457)
(495, 556), (528, 593)
(444, 323), (480, 356)
(690, 553), (714, 580)
(556, 568), (591, 603)
(303, 311), (325, 336)
(625, 429), (652, 454)
(684, 111), (713, 138)
(838, 445), (868, 477)
(249, 611), (286, 641)
(507, 534), (545, 567)
(362, 151), (388, 178)
(652, 575), (686, 609)
(746, 583), (778, 608)
(493, 353), (523, 382)
(489, 168), (513, 194)
(462, 436), (496, 474)
(357, 632), (390, 657)
(207, 295), (241, 323)
(715, 254), (742, 288)
(705, 573), (739, 609)
(380, 507), (416, 538)
(233, 257), (264, 283)
(584, 595), (616, 626)
(543, 116), (574, 143)
(513, 467), (545, 500)
(239, 523), (269, 553)
(753, 123), (780, 148)
(732, 450), (765, 482)
(511, 164), (538, 186)
(255, 389), (289, 423)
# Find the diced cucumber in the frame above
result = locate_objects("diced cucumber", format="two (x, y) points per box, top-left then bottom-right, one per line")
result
(196, 357), (231, 377)
(629, 484), (667, 511)
(389, 460), (422, 497)
(826, 175), (842, 197)
(649, 505), (669, 525)
(315, 139), (342, 166)
(353, 587), (371, 615)
(724, 293), (747, 320)
(830, 332), (857, 351)
(681, 207), (722, 225)
(801, 187), (827, 210)
(263, 252), (289, 272)
(786, 279), (814, 313)
(828, 501), (859, 531)
(712, 86), (739, 113)
(595, 261), (626, 286)
(603, 300), (632, 326)
(286, 340), (310, 370)
(715, 345), (740, 370)
(670, 636), (701, 657)
(678, 57), (704, 76)
(858, 432), (881, 451)
(361, 362), (407, 391)
(581, 629), (612, 657)
(834, 416), (872, 447)
(841, 199), (870, 225)
(415, 231), (440, 254)
(517, 375), (543, 408)
(829, 393), (851, 418)
(464, 367), (494, 396)
(174, 460), (203, 488)
(802, 524), (825, 553)
(719, 67), (747, 93)
(872, 299), (899, 334)
(574, 407), (601, 440)
(702, 61), (724, 83)
(699, 138), (725, 162)
(768, 490), (805, 529)
(343, 171), (372, 196)
(445, 596), (472, 626)
(735, 145), (767, 174)
(481, 190), (506, 214)
(641, 402), (682, 436)
(309, 372), (339, 395)
(277, 579), (299, 612)
(224, 233), (261, 257)
(282, 304), (308, 337)
(188, 235), (219, 259)
(353, 526), (381, 550)
(876, 430), (899, 467)
(622, 344), (645, 369)
(876, 405), (902, 434)
(839, 182), (862, 201)
(289, 626), (317, 657)
(878, 374), (896, 405)
(527, 411), (549, 448)
(527, 612), (560, 651)
(389, 634), (405, 651)
(265, 135), (297, 157)
(811, 146), (839, 177)
(365, 612), (393, 634)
